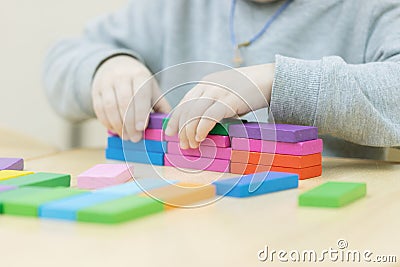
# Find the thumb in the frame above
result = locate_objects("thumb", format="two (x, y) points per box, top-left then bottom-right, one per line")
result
(151, 79), (171, 113)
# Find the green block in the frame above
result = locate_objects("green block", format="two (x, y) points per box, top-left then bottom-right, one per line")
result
(299, 182), (367, 208)
(0, 172), (70, 188)
(3, 187), (86, 217)
(163, 117), (244, 136)
(77, 196), (164, 224)
(0, 187), (48, 213)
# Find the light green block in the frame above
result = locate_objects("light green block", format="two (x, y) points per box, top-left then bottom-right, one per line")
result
(77, 196), (164, 224)
(3, 187), (86, 217)
(0, 187), (48, 213)
(0, 172), (70, 188)
(299, 182), (367, 208)
(163, 117), (244, 136)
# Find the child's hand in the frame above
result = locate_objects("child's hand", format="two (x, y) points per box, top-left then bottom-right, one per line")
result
(165, 63), (275, 149)
(92, 55), (171, 142)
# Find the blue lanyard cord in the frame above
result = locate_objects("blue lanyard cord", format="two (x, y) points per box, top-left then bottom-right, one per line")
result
(230, 0), (294, 48)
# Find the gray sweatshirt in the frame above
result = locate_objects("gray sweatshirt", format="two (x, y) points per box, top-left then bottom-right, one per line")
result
(43, 0), (400, 159)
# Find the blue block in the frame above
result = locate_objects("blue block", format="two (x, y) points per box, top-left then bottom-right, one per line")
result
(213, 171), (298, 198)
(106, 148), (164, 166)
(39, 178), (174, 220)
(95, 178), (176, 196)
(107, 136), (167, 153)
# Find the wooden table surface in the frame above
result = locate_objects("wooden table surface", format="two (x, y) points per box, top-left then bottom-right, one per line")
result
(0, 147), (399, 267)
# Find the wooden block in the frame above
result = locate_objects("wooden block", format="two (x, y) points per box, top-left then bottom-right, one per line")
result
(163, 118), (245, 136)
(213, 171), (298, 198)
(95, 178), (175, 196)
(0, 172), (71, 187)
(164, 154), (230, 173)
(299, 182), (367, 208)
(231, 150), (322, 168)
(231, 138), (323, 155)
(229, 123), (318, 143)
(3, 188), (86, 217)
(148, 113), (168, 129)
(107, 136), (167, 153)
(0, 185), (17, 193)
(77, 196), (164, 224)
(106, 148), (164, 166)
(164, 134), (230, 147)
(39, 178), (173, 220)
(0, 187), (48, 213)
(0, 170), (34, 181)
(144, 129), (164, 141)
(77, 164), (134, 190)
(141, 183), (216, 209)
(0, 158), (24, 171)
(167, 142), (231, 160)
(230, 162), (322, 180)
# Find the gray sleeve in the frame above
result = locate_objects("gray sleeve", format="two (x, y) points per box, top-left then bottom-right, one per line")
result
(43, 1), (149, 122)
(270, 3), (400, 147)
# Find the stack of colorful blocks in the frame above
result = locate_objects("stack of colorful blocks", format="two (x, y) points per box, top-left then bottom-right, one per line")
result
(106, 113), (168, 165)
(229, 123), (323, 179)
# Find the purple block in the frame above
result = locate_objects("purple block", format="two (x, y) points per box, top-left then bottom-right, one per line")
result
(0, 185), (17, 193)
(229, 123), (318, 143)
(0, 158), (24, 171)
(147, 113), (168, 129)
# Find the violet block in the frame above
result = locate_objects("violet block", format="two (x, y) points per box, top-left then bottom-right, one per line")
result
(0, 158), (24, 171)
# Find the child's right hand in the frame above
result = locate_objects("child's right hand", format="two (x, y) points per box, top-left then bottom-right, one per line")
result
(92, 55), (171, 142)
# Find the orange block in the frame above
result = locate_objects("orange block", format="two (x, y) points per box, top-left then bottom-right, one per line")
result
(140, 183), (216, 210)
(231, 150), (322, 168)
(230, 162), (322, 180)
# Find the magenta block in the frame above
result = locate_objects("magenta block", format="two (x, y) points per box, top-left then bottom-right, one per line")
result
(229, 123), (318, 143)
(164, 154), (230, 173)
(231, 138), (323, 155)
(148, 113), (168, 129)
(0, 158), (24, 171)
(144, 129), (163, 141)
(107, 130), (118, 137)
(77, 164), (134, 190)
(167, 142), (231, 160)
(164, 134), (231, 147)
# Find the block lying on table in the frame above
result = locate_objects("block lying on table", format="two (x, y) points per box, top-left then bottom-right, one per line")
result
(141, 183), (216, 209)
(229, 123), (318, 143)
(213, 171), (298, 198)
(231, 150), (322, 168)
(231, 138), (323, 155)
(230, 162), (322, 180)
(95, 178), (175, 196)
(163, 118), (245, 136)
(0, 172), (71, 187)
(164, 154), (230, 173)
(3, 188), (86, 217)
(77, 164), (134, 190)
(167, 142), (232, 160)
(0, 170), (34, 181)
(0, 185), (16, 193)
(0, 187), (48, 213)
(107, 136), (167, 153)
(164, 134), (231, 147)
(77, 196), (164, 224)
(299, 182), (367, 208)
(106, 148), (164, 166)
(0, 158), (24, 171)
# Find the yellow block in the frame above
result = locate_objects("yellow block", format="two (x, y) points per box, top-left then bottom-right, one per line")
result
(0, 170), (34, 181)
(140, 183), (216, 210)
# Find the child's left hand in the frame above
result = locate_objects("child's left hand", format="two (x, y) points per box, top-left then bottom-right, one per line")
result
(164, 63), (275, 149)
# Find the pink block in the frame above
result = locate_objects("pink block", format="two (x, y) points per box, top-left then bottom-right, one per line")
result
(167, 142), (231, 160)
(144, 129), (163, 141)
(164, 134), (231, 147)
(164, 154), (230, 173)
(107, 130), (118, 137)
(231, 138), (323, 155)
(77, 164), (134, 190)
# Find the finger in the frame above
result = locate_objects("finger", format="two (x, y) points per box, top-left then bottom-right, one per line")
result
(133, 74), (152, 131)
(178, 118), (189, 149)
(114, 78), (140, 141)
(196, 98), (236, 142)
(152, 82), (171, 113)
(92, 91), (114, 132)
(102, 87), (124, 137)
